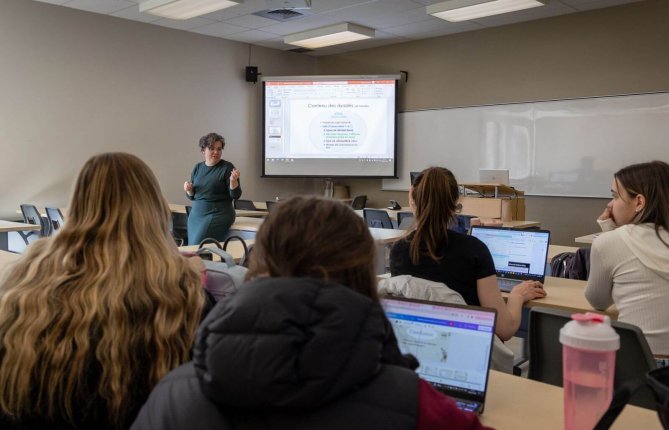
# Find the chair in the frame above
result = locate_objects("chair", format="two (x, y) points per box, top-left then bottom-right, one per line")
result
(20, 204), (50, 239)
(234, 199), (257, 210)
(527, 307), (657, 409)
(185, 205), (192, 217)
(350, 195), (367, 210)
(45, 207), (65, 234)
(265, 200), (277, 213)
(450, 214), (476, 234)
(396, 211), (413, 229)
(171, 210), (189, 247)
(363, 208), (394, 229)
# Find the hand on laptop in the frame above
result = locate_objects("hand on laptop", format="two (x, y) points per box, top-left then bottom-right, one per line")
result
(509, 280), (546, 302)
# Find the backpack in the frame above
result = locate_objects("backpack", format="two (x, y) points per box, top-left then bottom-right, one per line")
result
(195, 237), (249, 302)
(550, 252), (575, 278)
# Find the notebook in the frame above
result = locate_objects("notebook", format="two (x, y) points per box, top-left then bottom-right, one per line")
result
(381, 297), (496, 414)
(470, 226), (551, 292)
(478, 169), (510, 185)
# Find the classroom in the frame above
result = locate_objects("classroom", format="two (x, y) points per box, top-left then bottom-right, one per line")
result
(1, 0), (668, 429)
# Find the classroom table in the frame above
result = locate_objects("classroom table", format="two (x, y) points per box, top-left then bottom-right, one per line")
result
(169, 204), (267, 218)
(0, 249), (21, 273)
(0, 220), (41, 251)
(355, 209), (541, 229)
(482, 370), (661, 429)
(179, 239), (254, 264)
(575, 233), (599, 244)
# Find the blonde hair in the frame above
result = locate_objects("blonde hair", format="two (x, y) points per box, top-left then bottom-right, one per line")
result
(0, 153), (204, 427)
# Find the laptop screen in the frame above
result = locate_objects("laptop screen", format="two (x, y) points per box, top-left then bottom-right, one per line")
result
(381, 297), (495, 401)
(470, 226), (550, 280)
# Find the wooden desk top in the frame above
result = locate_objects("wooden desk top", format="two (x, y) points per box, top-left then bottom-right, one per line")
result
(369, 227), (407, 244)
(0, 250), (20, 273)
(0, 220), (41, 233)
(482, 371), (660, 429)
(575, 233), (598, 244)
(168, 204), (267, 218)
(503, 276), (617, 317)
(179, 240), (254, 263)
(547, 245), (579, 262)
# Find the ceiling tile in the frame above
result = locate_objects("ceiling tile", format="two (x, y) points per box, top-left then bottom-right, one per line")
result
(222, 29), (278, 42)
(558, 0), (643, 11)
(361, 6), (433, 29)
(32, 0), (72, 4)
(110, 5), (161, 23)
(223, 14), (278, 29)
(321, 0), (419, 21)
(152, 16), (218, 31)
(470, 1), (575, 27)
(309, 0), (377, 14)
(382, 15), (454, 37)
(63, 0), (135, 14)
(406, 21), (484, 39)
(189, 20), (248, 36)
(260, 15), (338, 36)
(254, 37), (294, 50)
(200, 0), (269, 21)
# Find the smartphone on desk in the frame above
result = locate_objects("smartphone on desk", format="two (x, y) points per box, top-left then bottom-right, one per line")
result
(387, 200), (401, 210)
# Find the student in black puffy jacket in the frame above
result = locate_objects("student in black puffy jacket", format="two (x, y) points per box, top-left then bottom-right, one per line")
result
(131, 196), (491, 430)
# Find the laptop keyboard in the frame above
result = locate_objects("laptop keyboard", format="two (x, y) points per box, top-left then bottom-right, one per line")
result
(498, 278), (520, 292)
(455, 399), (480, 413)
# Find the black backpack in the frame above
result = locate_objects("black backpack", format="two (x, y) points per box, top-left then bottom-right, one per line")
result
(550, 252), (575, 278)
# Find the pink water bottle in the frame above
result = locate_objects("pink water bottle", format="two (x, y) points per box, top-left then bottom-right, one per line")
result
(560, 312), (620, 430)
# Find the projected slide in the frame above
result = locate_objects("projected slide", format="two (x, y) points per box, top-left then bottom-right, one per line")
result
(262, 77), (397, 177)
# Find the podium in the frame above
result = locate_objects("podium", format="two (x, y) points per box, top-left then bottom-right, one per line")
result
(458, 183), (525, 221)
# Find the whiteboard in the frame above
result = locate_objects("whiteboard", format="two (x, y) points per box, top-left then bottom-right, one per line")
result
(383, 92), (669, 197)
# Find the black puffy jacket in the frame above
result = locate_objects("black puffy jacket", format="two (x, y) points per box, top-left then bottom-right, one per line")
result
(131, 277), (419, 430)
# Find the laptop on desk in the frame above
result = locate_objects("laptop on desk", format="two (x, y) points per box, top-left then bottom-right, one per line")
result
(470, 226), (550, 292)
(381, 297), (496, 414)
(478, 169), (510, 185)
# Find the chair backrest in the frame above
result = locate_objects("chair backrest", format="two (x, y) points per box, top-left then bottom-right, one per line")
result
(265, 200), (277, 213)
(363, 208), (394, 229)
(350, 195), (367, 210)
(396, 211), (413, 229)
(20, 204), (50, 236)
(185, 205), (192, 217)
(528, 307), (657, 409)
(45, 207), (65, 233)
(234, 199), (257, 210)
(171, 212), (188, 246)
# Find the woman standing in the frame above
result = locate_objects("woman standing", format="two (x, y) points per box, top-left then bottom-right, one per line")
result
(389, 167), (546, 341)
(0, 153), (205, 429)
(585, 160), (669, 367)
(184, 132), (241, 245)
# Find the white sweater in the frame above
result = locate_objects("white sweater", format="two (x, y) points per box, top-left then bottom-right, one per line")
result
(585, 223), (669, 355)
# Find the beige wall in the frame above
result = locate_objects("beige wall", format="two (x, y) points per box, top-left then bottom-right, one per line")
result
(0, 0), (318, 220)
(317, 0), (669, 245)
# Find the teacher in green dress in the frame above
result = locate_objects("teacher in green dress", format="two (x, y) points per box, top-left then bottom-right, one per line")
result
(184, 132), (242, 245)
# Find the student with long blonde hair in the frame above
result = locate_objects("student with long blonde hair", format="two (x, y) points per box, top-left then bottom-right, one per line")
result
(0, 153), (205, 430)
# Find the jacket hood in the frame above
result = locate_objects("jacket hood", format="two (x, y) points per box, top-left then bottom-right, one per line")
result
(193, 277), (401, 411)
(618, 223), (669, 280)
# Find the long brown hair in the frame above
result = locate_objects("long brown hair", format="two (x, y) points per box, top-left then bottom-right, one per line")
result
(615, 160), (669, 247)
(247, 196), (378, 300)
(409, 167), (461, 264)
(0, 153), (204, 426)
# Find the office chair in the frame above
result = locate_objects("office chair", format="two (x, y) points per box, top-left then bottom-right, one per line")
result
(234, 199), (257, 210)
(45, 207), (65, 234)
(20, 204), (50, 240)
(363, 208), (394, 229)
(265, 200), (278, 213)
(527, 307), (657, 409)
(449, 214), (476, 234)
(396, 211), (414, 229)
(350, 195), (367, 210)
(171, 211), (188, 247)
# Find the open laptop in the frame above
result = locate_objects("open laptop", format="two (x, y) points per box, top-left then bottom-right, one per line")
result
(478, 169), (510, 185)
(470, 226), (550, 292)
(381, 297), (496, 414)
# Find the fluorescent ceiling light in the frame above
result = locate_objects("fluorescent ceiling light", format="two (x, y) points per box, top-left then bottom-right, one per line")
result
(284, 23), (374, 49)
(139, 0), (241, 20)
(427, 0), (546, 22)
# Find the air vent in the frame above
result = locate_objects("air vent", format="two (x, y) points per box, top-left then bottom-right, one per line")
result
(288, 47), (313, 53)
(254, 8), (312, 22)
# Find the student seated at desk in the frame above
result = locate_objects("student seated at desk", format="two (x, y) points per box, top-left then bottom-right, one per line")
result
(131, 196), (490, 430)
(0, 153), (206, 430)
(389, 167), (546, 340)
(585, 160), (669, 368)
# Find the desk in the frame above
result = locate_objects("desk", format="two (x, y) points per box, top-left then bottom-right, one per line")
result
(355, 210), (541, 229)
(168, 204), (267, 218)
(547, 245), (579, 262)
(575, 233), (599, 244)
(369, 227), (406, 274)
(0, 250), (20, 273)
(179, 240), (254, 264)
(482, 370), (660, 429)
(503, 276), (617, 317)
(0, 220), (41, 251)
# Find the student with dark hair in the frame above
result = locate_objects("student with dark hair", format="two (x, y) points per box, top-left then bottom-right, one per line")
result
(184, 132), (241, 245)
(131, 196), (491, 430)
(0, 153), (205, 430)
(390, 167), (546, 340)
(585, 160), (669, 367)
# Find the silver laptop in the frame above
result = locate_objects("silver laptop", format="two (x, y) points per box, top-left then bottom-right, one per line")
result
(470, 226), (550, 292)
(381, 297), (496, 414)
(478, 169), (509, 185)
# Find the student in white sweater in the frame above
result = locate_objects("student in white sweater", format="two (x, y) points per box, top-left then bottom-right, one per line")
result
(585, 160), (669, 368)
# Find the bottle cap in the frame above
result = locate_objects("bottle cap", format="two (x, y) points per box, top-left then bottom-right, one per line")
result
(559, 312), (620, 352)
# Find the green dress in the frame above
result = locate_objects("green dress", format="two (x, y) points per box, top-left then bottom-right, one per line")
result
(186, 160), (242, 245)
